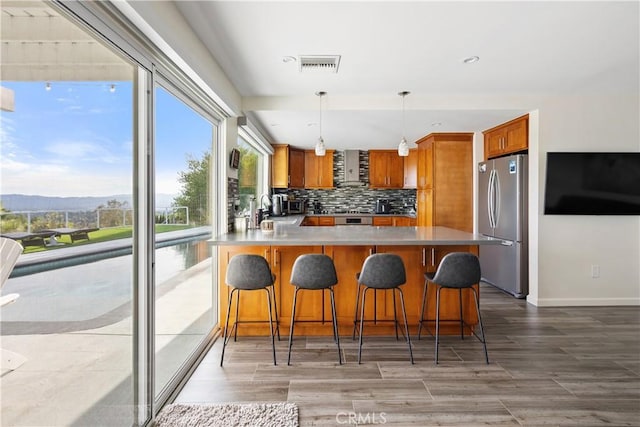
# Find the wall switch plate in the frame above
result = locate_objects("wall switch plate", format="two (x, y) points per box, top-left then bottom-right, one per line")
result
(591, 264), (600, 278)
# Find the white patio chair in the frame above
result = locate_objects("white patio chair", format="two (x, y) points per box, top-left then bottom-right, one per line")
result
(1, 237), (27, 370)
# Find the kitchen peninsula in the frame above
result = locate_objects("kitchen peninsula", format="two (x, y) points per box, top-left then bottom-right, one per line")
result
(212, 223), (505, 336)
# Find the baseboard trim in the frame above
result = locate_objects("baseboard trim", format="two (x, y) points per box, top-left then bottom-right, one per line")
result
(529, 297), (640, 307)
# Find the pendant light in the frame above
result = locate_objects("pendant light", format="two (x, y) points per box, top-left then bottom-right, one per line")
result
(315, 91), (326, 156)
(397, 91), (410, 157)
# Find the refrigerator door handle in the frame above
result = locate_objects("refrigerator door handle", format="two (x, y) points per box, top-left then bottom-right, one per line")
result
(494, 169), (501, 228)
(488, 169), (496, 228)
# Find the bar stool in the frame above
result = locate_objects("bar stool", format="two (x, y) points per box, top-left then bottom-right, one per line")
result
(356, 253), (413, 364)
(417, 252), (488, 364)
(287, 254), (342, 365)
(220, 254), (279, 366)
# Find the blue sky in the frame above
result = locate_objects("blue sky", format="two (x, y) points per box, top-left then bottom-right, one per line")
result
(1, 81), (213, 197)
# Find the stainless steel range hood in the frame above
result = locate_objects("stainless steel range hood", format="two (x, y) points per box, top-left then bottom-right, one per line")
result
(343, 150), (366, 185)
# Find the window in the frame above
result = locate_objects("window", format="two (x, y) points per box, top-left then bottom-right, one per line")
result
(237, 136), (265, 212)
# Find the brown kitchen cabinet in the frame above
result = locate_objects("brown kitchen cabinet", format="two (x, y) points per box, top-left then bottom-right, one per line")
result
(304, 150), (334, 188)
(368, 150), (404, 188)
(271, 144), (305, 188)
(372, 216), (394, 226)
(376, 244), (480, 335)
(393, 216), (416, 226)
(325, 245), (375, 330)
(483, 114), (529, 159)
(403, 148), (417, 188)
(272, 245), (324, 330)
(218, 243), (480, 336)
(302, 216), (334, 226)
(218, 245), (274, 336)
(373, 216), (416, 226)
(416, 133), (473, 232)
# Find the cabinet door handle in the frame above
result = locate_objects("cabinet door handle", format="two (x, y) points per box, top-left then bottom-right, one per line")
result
(274, 249), (279, 266)
(369, 247), (374, 256)
(288, 175), (290, 184)
(431, 248), (435, 266)
(422, 248), (426, 266)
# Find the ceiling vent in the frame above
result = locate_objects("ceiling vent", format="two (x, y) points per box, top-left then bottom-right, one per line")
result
(299, 55), (341, 73)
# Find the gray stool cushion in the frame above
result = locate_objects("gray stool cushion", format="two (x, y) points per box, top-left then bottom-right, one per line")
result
(358, 253), (406, 289)
(226, 254), (274, 290)
(426, 252), (481, 289)
(290, 254), (338, 289)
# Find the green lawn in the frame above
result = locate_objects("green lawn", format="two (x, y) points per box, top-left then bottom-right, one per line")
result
(22, 225), (193, 254)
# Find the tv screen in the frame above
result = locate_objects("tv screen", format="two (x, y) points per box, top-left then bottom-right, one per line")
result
(544, 152), (640, 215)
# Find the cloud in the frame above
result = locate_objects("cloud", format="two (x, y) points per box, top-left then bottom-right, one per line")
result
(44, 139), (128, 165)
(0, 157), (132, 197)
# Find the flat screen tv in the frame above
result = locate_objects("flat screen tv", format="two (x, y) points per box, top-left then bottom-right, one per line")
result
(544, 152), (640, 215)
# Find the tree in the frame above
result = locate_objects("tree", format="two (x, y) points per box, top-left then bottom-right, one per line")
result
(96, 199), (130, 228)
(173, 151), (211, 226)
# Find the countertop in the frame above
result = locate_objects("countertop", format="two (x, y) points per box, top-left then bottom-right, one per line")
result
(212, 224), (506, 246)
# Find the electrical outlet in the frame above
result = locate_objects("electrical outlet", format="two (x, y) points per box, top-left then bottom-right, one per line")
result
(591, 264), (600, 278)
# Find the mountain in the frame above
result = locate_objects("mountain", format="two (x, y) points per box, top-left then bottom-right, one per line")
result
(0, 194), (177, 211)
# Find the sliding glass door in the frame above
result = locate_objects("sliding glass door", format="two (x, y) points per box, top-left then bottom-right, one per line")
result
(153, 84), (216, 400)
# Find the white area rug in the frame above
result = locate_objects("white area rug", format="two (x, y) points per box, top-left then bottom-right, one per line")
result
(155, 402), (299, 427)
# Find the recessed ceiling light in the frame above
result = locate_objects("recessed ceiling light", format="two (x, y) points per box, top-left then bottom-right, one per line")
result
(431, 122), (442, 127)
(463, 56), (480, 64)
(282, 56), (297, 63)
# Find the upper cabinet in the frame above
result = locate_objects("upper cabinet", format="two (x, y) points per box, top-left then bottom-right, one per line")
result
(403, 149), (417, 189)
(368, 150), (404, 188)
(271, 144), (305, 188)
(483, 114), (529, 160)
(304, 150), (334, 189)
(416, 133), (473, 232)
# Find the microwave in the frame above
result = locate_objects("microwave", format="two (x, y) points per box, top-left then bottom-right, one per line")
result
(287, 199), (306, 214)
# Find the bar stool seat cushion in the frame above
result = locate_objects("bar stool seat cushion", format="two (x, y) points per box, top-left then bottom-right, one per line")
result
(290, 254), (338, 289)
(226, 255), (274, 290)
(357, 254), (406, 289)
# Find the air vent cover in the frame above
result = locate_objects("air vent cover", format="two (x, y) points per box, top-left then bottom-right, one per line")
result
(299, 55), (341, 73)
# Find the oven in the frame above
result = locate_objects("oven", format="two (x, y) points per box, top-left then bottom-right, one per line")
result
(334, 216), (373, 226)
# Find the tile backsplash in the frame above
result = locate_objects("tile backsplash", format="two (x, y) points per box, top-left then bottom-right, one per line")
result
(276, 150), (416, 214)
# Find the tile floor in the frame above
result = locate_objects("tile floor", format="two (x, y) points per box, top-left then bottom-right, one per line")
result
(175, 284), (640, 426)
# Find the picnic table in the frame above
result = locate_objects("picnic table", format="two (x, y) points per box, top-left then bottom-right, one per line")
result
(41, 228), (99, 243)
(0, 231), (59, 248)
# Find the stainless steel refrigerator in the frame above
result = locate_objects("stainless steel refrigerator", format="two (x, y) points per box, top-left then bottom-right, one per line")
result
(478, 154), (528, 298)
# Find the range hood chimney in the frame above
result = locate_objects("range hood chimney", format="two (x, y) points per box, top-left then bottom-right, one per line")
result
(343, 150), (365, 185)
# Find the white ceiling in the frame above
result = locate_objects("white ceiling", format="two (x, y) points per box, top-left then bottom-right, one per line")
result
(175, 1), (639, 151)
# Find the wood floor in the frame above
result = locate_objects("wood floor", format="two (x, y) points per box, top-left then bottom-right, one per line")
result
(175, 284), (640, 426)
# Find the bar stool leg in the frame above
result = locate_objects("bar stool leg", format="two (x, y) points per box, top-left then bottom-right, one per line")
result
(265, 288), (277, 365)
(329, 288), (342, 364)
(352, 284), (361, 340)
(269, 284), (281, 341)
(392, 290), (399, 340)
(435, 286), (442, 365)
(471, 287), (489, 364)
(417, 279), (428, 340)
(396, 288), (414, 364)
(287, 287), (300, 365)
(357, 287), (370, 364)
(233, 290), (241, 342)
(459, 288), (465, 340)
(220, 288), (237, 366)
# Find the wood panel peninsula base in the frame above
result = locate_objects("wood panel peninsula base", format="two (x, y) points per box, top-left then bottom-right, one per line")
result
(212, 225), (505, 337)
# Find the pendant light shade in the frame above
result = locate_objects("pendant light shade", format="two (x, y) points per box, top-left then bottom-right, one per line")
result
(315, 91), (326, 156)
(398, 137), (409, 157)
(397, 91), (410, 157)
(315, 136), (326, 156)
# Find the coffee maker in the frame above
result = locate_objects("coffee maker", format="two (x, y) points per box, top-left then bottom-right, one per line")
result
(272, 194), (286, 216)
(375, 199), (391, 214)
